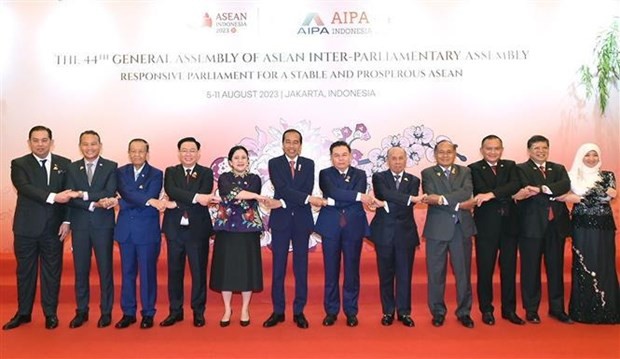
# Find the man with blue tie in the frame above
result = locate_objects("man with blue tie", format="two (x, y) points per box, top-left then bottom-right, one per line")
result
(114, 138), (165, 329)
(369, 146), (425, 327)
(422, 140), (477, 329)
(66, 130), (118, 328)
(315, 141), (372, 327)
(3, 125), (74, 330)
(262, 129), (326, 329)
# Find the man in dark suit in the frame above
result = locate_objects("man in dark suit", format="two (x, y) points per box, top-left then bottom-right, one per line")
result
(66, 130), (118, 328)
(262, 129), (325, 329)
(369, 146), (424, 327)
(160, 137), (218, 328)
(114, 138), (164, 329)
(513, 135), (572, 324)
(468, 135), (524, 326)
(3, 125), (75, 330)
(422, 140), (477, 328)
(314, 141), (372, 327)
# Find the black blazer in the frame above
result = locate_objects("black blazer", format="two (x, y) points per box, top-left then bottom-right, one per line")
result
(66, 157), (118, 230)
(369, 170), (420, 247)
(515, 159), (571, 238)
(162, 164), (214, 241)
(468, 159), (520, 238)
(11, 153), (71, 237)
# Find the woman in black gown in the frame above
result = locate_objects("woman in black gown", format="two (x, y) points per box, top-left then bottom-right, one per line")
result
(559, 143), (619, 324)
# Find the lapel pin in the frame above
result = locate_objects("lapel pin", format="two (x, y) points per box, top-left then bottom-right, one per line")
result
(345, 176), (350, 182)
(404, 177), (409, 181)
(80, 166), (84, 170)
(139, 185), (144, 189)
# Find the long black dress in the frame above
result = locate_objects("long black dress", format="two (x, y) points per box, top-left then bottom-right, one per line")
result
(568, 171), (619, 324)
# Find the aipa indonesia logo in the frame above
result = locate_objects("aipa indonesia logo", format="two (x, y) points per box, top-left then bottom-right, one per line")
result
(298, 11), (371, 35)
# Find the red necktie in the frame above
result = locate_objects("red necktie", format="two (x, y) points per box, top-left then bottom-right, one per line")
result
(289, 161), (295, 179)
(490, 165), (497, 175)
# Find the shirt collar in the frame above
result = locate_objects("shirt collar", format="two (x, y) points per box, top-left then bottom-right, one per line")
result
(33, 153), (51, 163)
(84, 157), (100, 167)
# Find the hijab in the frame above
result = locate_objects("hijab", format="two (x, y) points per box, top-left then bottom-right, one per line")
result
(568, 143), (602, 196)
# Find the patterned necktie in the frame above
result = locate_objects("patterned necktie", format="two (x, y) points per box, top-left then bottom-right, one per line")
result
(539, 165), (546, 178)
(86, 162), (94, 185)
(394, 174), (401, 190)
(490, 165), (497, 175)
(289, 161), (296, 179)
(444, 168), (451, 180)
(40, 159), (48, 185)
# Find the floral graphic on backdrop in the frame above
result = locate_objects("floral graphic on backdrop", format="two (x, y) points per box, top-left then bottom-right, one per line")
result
(209, 119), (466, 249)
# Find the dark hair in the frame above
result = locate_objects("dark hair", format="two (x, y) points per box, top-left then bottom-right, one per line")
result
(79, 130), (101, 143)
(480, 134), (502, 147)
(128, 138), (149, 152)
(227, 145), (249, 161)
(329, 141), (351, 154)
(29, 125), (52, 140)
(434, 139), (458, 153)
(527, 135), (549, 149)
(282, 129), (303, 144)
(177, 137), (201, 150)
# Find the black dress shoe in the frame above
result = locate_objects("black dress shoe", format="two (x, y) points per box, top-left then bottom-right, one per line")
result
(293, 313), (309, 329)
(45, 315), (59, 329)
(432, 314), (445, 327)
(160, 313), (184, 327)
(69, 311), (89, 328)
(140, 316), (154, 329)
(482, 312), (495, 325)
(381, 313), (394, 326)
(97, 314), (112, 328)
(457, 315), (474, 328)
(263, 313), (285, 328)
(501, 312), (525, 325)
(549, 311), (574, 324)
(193, 313), (205, 327)
(220, 310), (231, 327)
(322, 314), (337, 326)
(2, 314), (31, 330)
(346, 315), (358, 327)
(397, 314), (415, 327)
(526, 311), (541, 324)
(115, 315), (137, 329)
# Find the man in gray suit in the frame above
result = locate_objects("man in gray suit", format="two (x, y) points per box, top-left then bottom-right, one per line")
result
(422, 140), (477, 328)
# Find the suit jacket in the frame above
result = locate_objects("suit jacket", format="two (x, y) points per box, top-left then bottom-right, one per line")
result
(162, 164), (214, 241)
(66, 157), (117, 230)
(422, 164), (476, 241)
(268, 155), (315, 233)
(115, 162), (163, 245)
(515, 159), (571, 238)
(11, 153), (71, 237)
(468, 159), (520, 238)
(314, 166), (370, 239)
(369, 170), (420, 247)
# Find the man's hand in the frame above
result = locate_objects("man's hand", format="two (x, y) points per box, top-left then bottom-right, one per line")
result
(423, 194), (442, 205)
(410, 194), (427, 204)
(360, 193), (375, 206)
(459, 198), (477, 211)
(196, 194), (221, 206)
(57, 223), (70, 241)
(54, 189), (79, 203)
(309, 196), (327, 208)
(474, 192), (495, 206)
(259, 198), (282, 210)
(512, 188), (531, 201)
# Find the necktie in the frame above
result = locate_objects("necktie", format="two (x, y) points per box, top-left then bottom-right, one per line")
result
(444, 168), (451, 180)
(490, 165), (497, 175)
(394, 174), (401, 190)
(186, 168), (192, 184)
(86, 162), (94, 185)
(341, 172), (347, 179)
(289, 161), (296, 179)
(134, 171), (140, 181)
(40, 159), (48, 185)
(538, 165), (554, 220)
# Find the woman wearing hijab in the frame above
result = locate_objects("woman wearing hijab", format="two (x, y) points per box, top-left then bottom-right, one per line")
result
(558, 143), (619, 324)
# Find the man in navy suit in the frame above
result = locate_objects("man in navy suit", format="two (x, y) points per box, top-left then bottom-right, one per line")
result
(160, 137), (218, 328)
(314, 141), (372, 327)
(3, 125), (75, 330)
(422, 140), (477, 328)
(513, 135), (572, 324)
(262, 129), (325, 329)
(369, 146), (425, 327)
(66, 130), (118, 328)
(114, 138), (164, 329)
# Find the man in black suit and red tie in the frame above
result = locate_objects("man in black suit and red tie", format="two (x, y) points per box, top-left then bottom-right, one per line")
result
(468, 135), (524, 326)
(66, 130), (118, 328)
(369, 146), (425, 327)
(262, 129), (326, 329)
(513, 135), (572, 324)
(160, 137), (218, 328)
(3, 125), (75, 330)
(314, 141), (372, 327)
